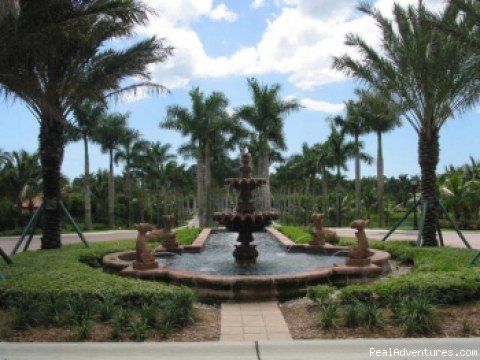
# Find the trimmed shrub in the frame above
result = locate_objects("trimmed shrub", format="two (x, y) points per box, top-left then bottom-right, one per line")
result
(0, 240), (197, 337)
(307, 285), (335, 303)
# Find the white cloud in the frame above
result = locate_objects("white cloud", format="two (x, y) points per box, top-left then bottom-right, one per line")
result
(135, 0), (449, 93)
(251, 0), (266, 9)
(209, 3), (238, 22)
(300, 98), (345, 113)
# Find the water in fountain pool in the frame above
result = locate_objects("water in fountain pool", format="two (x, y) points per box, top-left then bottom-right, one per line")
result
(156, 231), (346, 275)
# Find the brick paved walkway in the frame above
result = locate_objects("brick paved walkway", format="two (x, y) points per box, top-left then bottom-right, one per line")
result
(220, 301), (292, 341)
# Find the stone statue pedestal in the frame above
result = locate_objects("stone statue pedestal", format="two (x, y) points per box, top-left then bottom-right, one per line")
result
(133, 223), (158, 270)
(309, 213), (326, 246)
(161, 214), (179, 250)
(347, 219), (371, 267)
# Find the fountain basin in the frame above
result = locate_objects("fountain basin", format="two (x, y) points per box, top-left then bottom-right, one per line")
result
(103, 228), (391, 301)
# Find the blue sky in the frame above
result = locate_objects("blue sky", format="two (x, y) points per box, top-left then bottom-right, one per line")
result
(1, 0), (479, 181)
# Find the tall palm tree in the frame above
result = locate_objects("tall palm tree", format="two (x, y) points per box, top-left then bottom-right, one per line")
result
(70, 100), (107, 230)
(357, 90), (401, 227)
(94, 112), (129, 229)
(115, 133), (145, 229)
(235, 78), (301, 209)
(0, 0), (172, 249)
(333, 100), (372, 218)
(326, 124), (371, 226)
(2, 150), (41, 228)
(140, 142), (175, 226)
(162, 87), (241, 227)
(333, 2), (478, 245)
(312, 142), (335, 214)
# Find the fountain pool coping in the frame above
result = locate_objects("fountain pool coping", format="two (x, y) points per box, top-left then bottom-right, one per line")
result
(102, 227), (391, 301)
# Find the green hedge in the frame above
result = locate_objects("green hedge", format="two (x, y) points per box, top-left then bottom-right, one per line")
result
(0, 240), (196, 329)
(320, 239), (480, 305)
(279, 225), (480, 305)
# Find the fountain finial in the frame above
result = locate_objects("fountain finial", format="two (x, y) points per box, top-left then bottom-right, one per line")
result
(244, 147), (249, 154)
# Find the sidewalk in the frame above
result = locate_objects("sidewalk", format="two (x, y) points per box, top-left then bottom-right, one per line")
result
(220, 302), (291, 341)
(1, 338), (479, 360)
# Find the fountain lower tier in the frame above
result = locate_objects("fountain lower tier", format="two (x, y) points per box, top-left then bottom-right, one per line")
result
(103, 231), (392, 301)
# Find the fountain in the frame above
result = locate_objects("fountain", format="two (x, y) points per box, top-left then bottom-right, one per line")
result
(103, 149), (391, 301)
(213, 148), (278, 263)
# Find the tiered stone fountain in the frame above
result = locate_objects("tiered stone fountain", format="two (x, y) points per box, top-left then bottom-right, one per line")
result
(103, 149), (391, 301)
(213, 148), (278, 264)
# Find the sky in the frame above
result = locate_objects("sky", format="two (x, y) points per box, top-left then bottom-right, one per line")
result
(1, 0), (479, 182)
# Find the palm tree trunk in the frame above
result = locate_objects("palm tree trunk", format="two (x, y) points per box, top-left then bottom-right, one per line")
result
(336, 165), (341, 227)
(419, 130), (439, 246)
(204, 142), (212, 226)
(108, 148), (115, 229)
(125, 166), (131, 229)
(354, 133), (361, 218)
(83, 135), (92, 230)
(322, 166), (328, 214)
(39, 115), (64, 249)
(377, 131), (385, 227)
(261, 151), (271, 210)
(196, 157), (205, 227)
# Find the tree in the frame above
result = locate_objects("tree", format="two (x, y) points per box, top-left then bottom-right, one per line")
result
(141, 142), (175, 225)
(2, 150), (41, 227)
(115, 133), (145, 229)
(163, 87), (241, 227)
(70, 100), (107, 230)
(94, 112), (129, 229)
(333, 2), (478, 245)
(312, 142), (335, 214)
(357, 90), (401, 227)
(326, 124), (370, 226)
(0, 0), (172, 249)
(235, 78), (301, 209)
(333, 100), (372, 218)
(326, 124), (354, 192)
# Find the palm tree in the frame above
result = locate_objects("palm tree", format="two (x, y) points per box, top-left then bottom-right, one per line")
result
(333, 2), (478, 245)
(162, 87), (241, 227)
(115, 133), (146, 229)
(312, 142), (335, 214)
(440, 171), (469, 223)
(326, 124), (371, 226)
(235, 78), (301, 209)
(357, 90), (401, 227)
(326, 124), (355, 192)
(140, 142), (175, 226)
(70, 100), (107, 230)
(94, 112), (129, 229)
(2, 150), (41, 228)
(333, 100), (372, 218)
(0, 0), (172, 249)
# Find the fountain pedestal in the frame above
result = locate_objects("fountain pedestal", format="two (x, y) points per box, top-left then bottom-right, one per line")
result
(233, 231), (258, 263)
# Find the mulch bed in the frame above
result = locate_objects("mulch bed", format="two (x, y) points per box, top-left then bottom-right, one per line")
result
(0, 306), (220, 342)
(280, 299), (480, 339)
